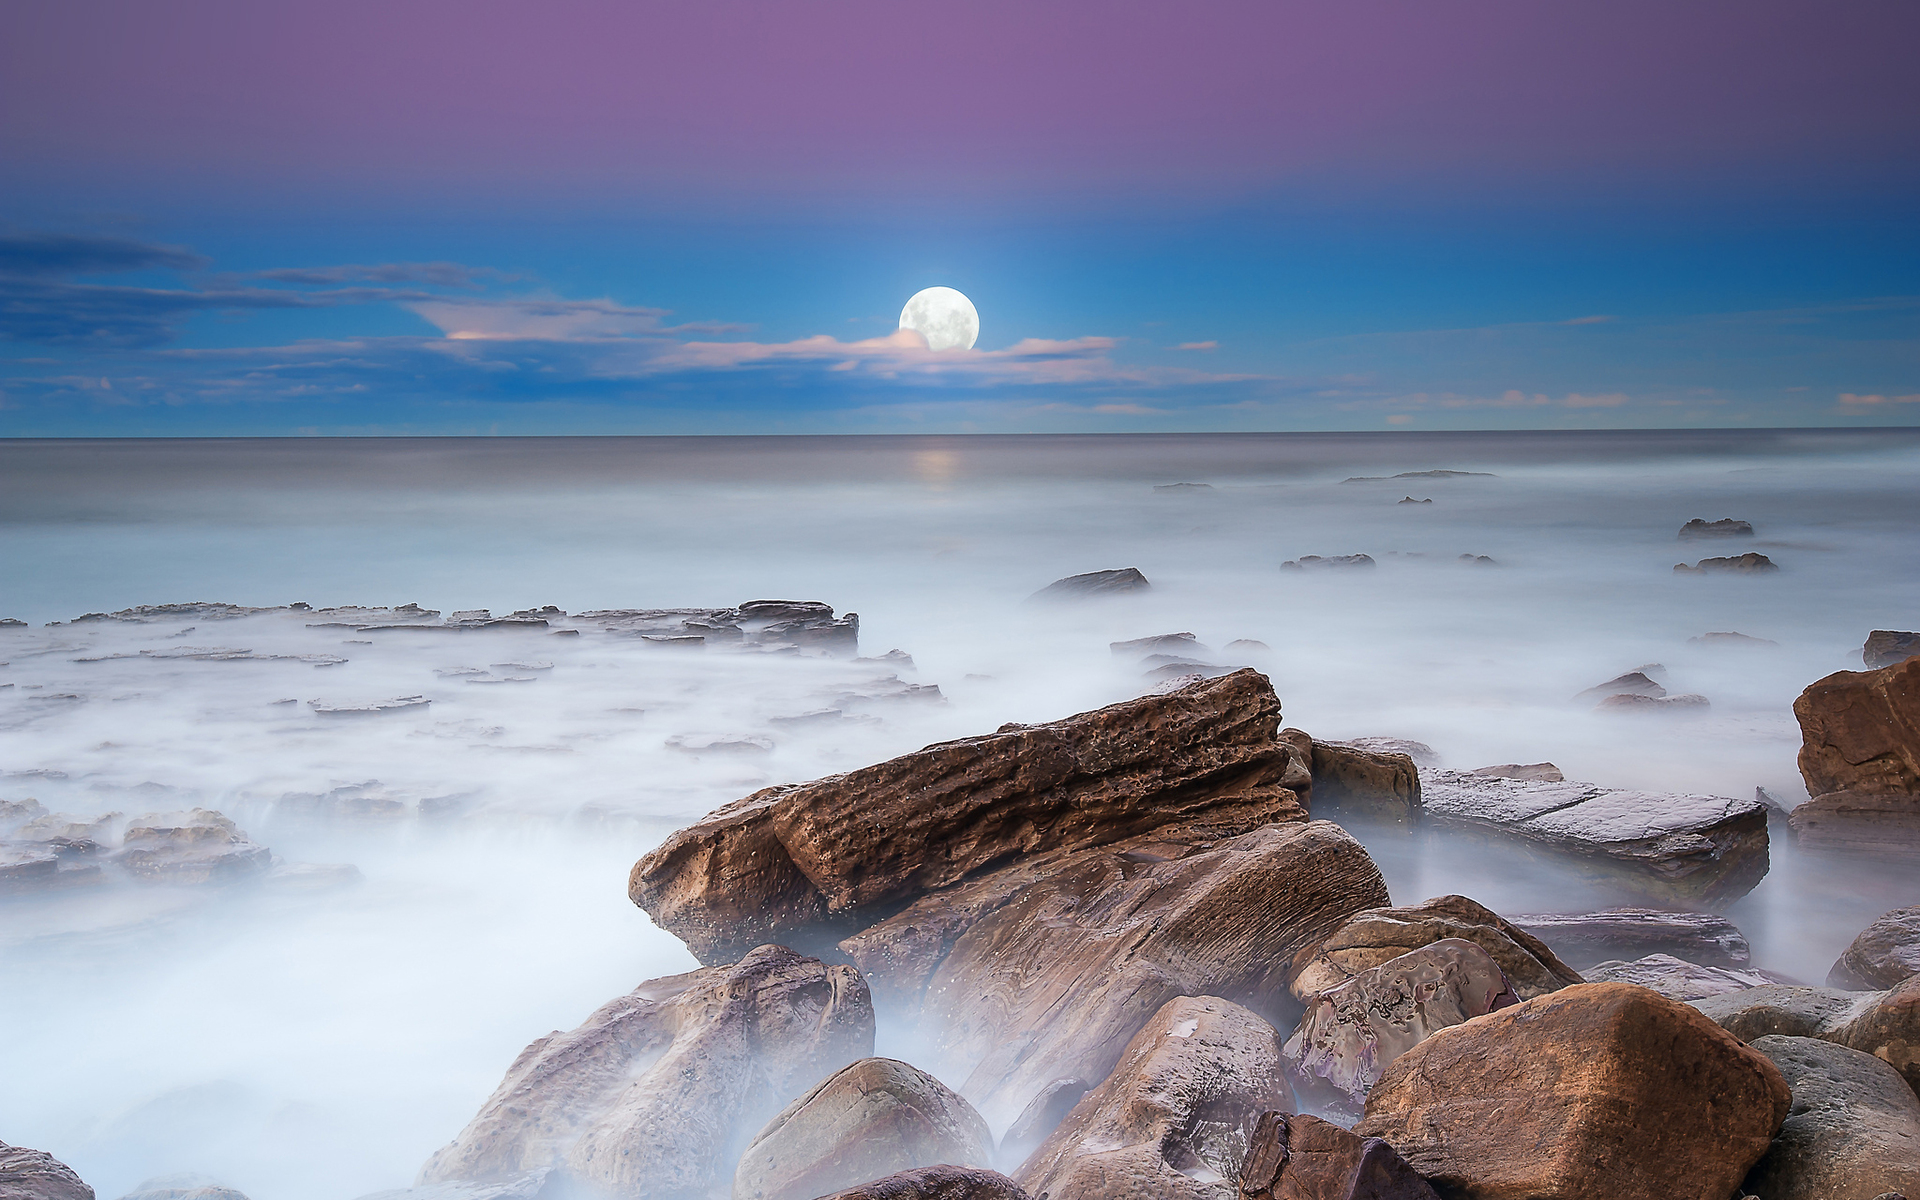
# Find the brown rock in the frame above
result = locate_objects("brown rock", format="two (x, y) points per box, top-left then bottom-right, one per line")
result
(843, 819), (1387, 1129)
(113, 809), (272, 885)
(1305, 737), (1421, 823)
(1740, 1036), (1920, 1200)
(1291, 895), (1583, 1002)
(1238, 1112), (1440, 1200)
(733, 1058), (992, 1200)
(1794, 657), (1920, 799)
(1283, 939), (1518, 1107)
(1356, 983), (1790, 1200)
(812, 1166), (1029, 1200)
(1014, 996), (1293, 1200)
(1838, 973), (1920, 1096)
(1864, 631), (1920, 669)
(1831, 907), (1920, 990)
(631, 670), (1310, 963)
(1505, 906), (1751, 969)
(419, 944), (873, 1200)
(0, 1142), (93, 1200)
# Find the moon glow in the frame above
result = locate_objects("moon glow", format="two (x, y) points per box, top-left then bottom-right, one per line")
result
(899, 286), (979, 351)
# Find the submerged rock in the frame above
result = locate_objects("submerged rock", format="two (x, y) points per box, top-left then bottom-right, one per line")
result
(113, 809), (272, 885)
(1690, 631), (1778, 647)
(1574, 670), (1665, 702)
(1506, 907), (1753, 969)
(813, 1167), (1028, 1200)
(1281, 555), (1376, 571)
(1674, 552), (1779, 574)
(733, 1058), (993, 1200)
(1014, 995), (1292, 1200)
(1356, 983), (1789, 1200)
(1330, 738), (1439, 769)
(1741, 1036), (1920, 1200)
(1864, 630), (1920, 669)
(1596, 692), (1711, 712)
(0, 1141), (93, 1200)
(1582, 954), (1781, 1001)
(1111, 632), (1204, 658)
(1237, 1112), (1439, 1200)
(419, 945), (873, 1200)
(1829, 906), (1920, 990)
(1028, 569), (1150, 601)
(1291, 894), (1582, 1003)
(1419, 770), (1770, 905)
(1791, 657), (1920, 850)
(631, 670), (1311, 963)
(1678, 518), (1755, 539)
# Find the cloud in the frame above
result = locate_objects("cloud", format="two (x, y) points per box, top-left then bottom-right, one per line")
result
(1176, 340), (1218, 350)
(1838, 391), (1920, 409)
(408, 297), (748, 340)
(0, 232), (207, 277)
(1563, 315), (1614, 325)
(0, 276), (333, 347)
(255, 262), (517, 289)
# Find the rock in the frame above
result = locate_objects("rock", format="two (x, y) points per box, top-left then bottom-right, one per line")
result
(1830, 907), (1920, 989)
(1330, 738), (1439, 769)
(733, 1058), (993, 1200)
(1596, 692), (1711, 712)
(1791, 656), (1920, 849)
(355, 1174), (556, 1200)
(1014, 995), (1292, 1200)
(1340, 471), (1495, 483)
(1156, 482), (1214, 493)
(631, 670), (1311, 963)
(1575, 670), (1665, 701)
(1305, 737), (1420, 822)
(1281, 555), (1376, 570)
(811, 1166), (1029, 1200)
(1419, 770), (1769, 905)
(1397, 497), (1431, 505)
(1457, 554), (1496, 565)
(1583, 954), (1781, 1001)
(1865, 631), (1920, 669)
(1291, 894), (1583, 1002)
(1693, 977), (1920, 1094)
(419, 944), (874, 1200)
(1505, 907), (1753, 969)
(1029, 569), (1151, 601)
(1741, 1036), (1920, 1200)
(1674, 552), (1780, 574)
(1237, 1112), (1440, 1200)
(1468, 762), (1563, 782)
(117, 1174), (251, 1200)
(1283, 939), (1518, 1109)
(842, 820), (1386, 1129)
(997, 1079), (1090, 1171)
(1689, 631), (1778, 647)
(1840, 974), (1920, 1095)
(1226, 639), (1271, 652)
(113, 809), (272, 885)
(1790, 791), (1920, 852)
(308, 696), (431, 716)
(1679, 518), (1755, 539)
(1112, 632), (1204, 658)
(0, 1142), (93, 1200)
(1356, 983), (1790, 1200)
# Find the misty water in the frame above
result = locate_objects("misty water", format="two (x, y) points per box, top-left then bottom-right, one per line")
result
(2, 431), (1917, 1199)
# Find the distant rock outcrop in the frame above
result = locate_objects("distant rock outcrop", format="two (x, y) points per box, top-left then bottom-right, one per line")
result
(1678, 518), (1755, 539)
(1281, 555), (1375, 571)
(1027, 568), (1151, 601)
(1674, 552), (1779, 574)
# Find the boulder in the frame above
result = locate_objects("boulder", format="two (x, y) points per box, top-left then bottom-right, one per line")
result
(419, 944), (874, 1200)
(842, 820), (1387, 1128)
(0, 1143), (93, 1200)
(1582, 954), (1781, 1001)
(1029, 569), (1150, 601)
(1678, 518), (1755, 539)
(1574, 671), (1666, 702)
(1865, 631), (1920, 669)
(112, 810), (272, 885)
(1291, 894), (1581, 1003)
(1693, 976), (1920, 1095)
(1283, 939), (1518, 1109)
(1418, 771), (1769, 905)
(1356, 983), (1790, 1200)
(1742, 1036), (1920, 1200)
(631, 670), (1311, 963)
(1674, 552), (1779, 574)
(1841, 974), (1920, 1095)
(1831, 907), (1920, 989)
(1468, 762), (1563, 782)
(1303, 736), (1420, 823)
(1281, 555), (1376, 570)
(733, 1058), (993, 1200)
(1505, 906), (1752, 969)
(812, 1167), (1028, 1200)
(1014, 996), (1292, 1200)
(1237, 1112), (1440, 1200)
(1330, 739), (1439, 768)
(1792, 657), (1920, 848)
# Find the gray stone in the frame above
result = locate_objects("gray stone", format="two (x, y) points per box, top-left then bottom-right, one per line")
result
(1584, 954), (1781, 1002)
(1831, 906), (1920, 990)
(1742, 1036), (1920, 1200)
(1028, 569), (1150, 601)
(1506, 907), (1752, 969)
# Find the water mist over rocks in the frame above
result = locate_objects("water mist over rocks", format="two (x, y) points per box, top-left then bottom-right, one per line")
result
(2, 430), (1919, 1200)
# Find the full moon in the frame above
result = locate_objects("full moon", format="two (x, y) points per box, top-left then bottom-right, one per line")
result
(899, 286), (979, 351)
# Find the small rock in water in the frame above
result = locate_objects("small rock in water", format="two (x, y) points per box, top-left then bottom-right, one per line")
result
(1153, 482), (1213, 493)
(308, 696), (430, 717)
(664, 733), (773, 756)
(1398, 496), (1432, 504)
(1829, 906), (1920, 990)
(1789, 656), (1920, 852)
(1307, 737), (1421, 822)
(1225, 638), (1270, 652)
(1469, 762), (1564, 782)
(1863, 629), (1920, 668)
(1674, 552), (1779, 574)
(1110, 632), (1203, 658)
(1574, 670), (1666, 702)
(1678, 518), (1756, 539)
(1330, 736), (1440, 768)
(1028, 568), (1151, 602)
(114, 809), (273, 885)
(1457, 553), (1497, 565)
(1281, 554), (1376, 570)
(1594, 691), (1711, 712)
(1689, 631), (1778, 647)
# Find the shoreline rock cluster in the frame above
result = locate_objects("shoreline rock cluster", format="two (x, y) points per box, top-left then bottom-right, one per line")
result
(0, 803), (304, 895)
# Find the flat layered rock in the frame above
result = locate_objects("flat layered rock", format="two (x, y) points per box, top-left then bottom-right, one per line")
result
(1014, 996), (1292, 1200)
(1830, 906), (1920, 989)
(1291, 894), (1582, 1002)
(1678, 518), (1754, 539)
(842, 820), (1386, 1130)
(631, 670), (1310, 963)
(1357, 983), (1789, 1200)
(113, 809), (272, 885)
(1238, 1113), (1439, 1200)
(1583, 954), (1781, 1002)
(1742, 1036), (1920, 1200)
(1418, 770), (1769, 905)
(1506, 907), (1751, 969)
(419, 945), (873, 1200)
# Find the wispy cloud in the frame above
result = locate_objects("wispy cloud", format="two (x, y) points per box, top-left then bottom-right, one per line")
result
(255, 262), (518, 289)
(1838, 391), (1920, 409)
(1176, 340), (1218, 350)
(0, 232), (207, 277)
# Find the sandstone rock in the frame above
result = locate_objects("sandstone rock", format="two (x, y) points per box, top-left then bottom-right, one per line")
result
(1791, 657), (1920, 849)
(1332, 738), (1439, 769)
(1418, 771), (1769, 905)
(1291, 894), (1582, 1003)
(1029, 569), (1150, 601)
(1742, 1036), (1920, 1200)
(1574, 671), (1666, 702)
(1468, 762), (1563, 782)
(1397, 496), (1431, 505)
(1357, 983), (1790, 1200)
(1305, 737), (1420, 823)
(1674, 551), (1779, 573)
(997, 1078), (1090, 1172)
(1831, 907), (1920, 989)
(1841, 973), (1920, 1095)
(1284, 939), (1518, 1108)
(1595, 691), (1711, 712)
(1237, 1112), (1439, 1200)
(843, 820), (1386, 1129)
(113, 809), (272, 885)
(812, 1166), (1028, 1200)
(419, 944), (873, 1200)
(1015, 996), (1292, 1200)
(1693, 977), (1920, 1094)
(1505, 906), (1752, 969)
(734, 1058), (993, 1200)
(1582, 954), (1781, 1001)
(1865, 631), (1920, 669)
(1679, 518), (1755, 539)
(632, 670), (1310, 963)
(0, 1142), (93, 1200)
(1281, 555), (1376, 571)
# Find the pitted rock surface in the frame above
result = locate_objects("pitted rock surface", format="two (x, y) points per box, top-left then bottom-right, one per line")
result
(1292, 894), (1582, 1002)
